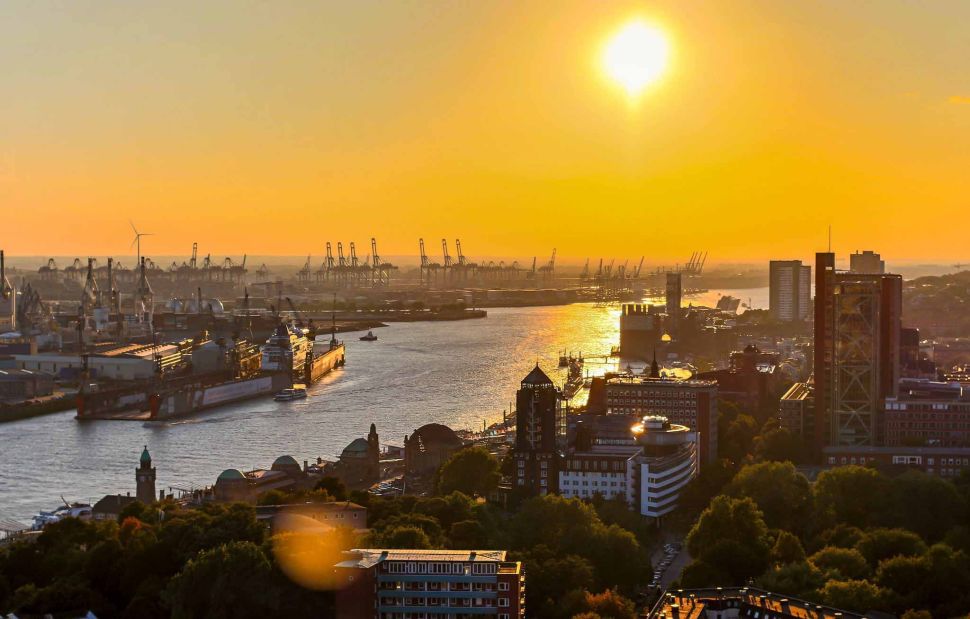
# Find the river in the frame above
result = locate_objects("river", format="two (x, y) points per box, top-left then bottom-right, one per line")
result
(0, 287), (768, 524)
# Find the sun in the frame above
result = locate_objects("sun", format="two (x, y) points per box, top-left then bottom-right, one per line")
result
(602, 20), (670, 97)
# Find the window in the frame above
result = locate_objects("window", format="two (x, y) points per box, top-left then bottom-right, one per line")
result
(498, 582), (509, 591)
(499, 598), (509, 607)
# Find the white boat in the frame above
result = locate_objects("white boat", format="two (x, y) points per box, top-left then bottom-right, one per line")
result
(31, 501), (93, 530)
(262, 323), (312, 374)
(274, 387), (307, 401)
(359, 331), (378, 341)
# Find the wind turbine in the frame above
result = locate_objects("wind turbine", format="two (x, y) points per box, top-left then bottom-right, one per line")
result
(130, 221), (153, 266)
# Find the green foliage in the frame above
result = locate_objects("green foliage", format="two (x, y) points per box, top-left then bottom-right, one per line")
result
(753, 426), (806, 464)
(256, 487), (334, 506)
(725, 461), (812, 532)
(809, 547), (870, 580)
(756, 561), (825, 598)
(809, 524), (865, 553)
(374, 525), (433, 549)
(771, 531), (806, 565)
(436, 447), (501, 497)
(883, 470), (967, 541)
(814, 466), (891, 529)
(582, 588), (637, 619)
(900, 611), (932, 619)
(818, 579), (891, 613)
(314, 476), (348, 501)
(855, 528), (927, 566)
(448, 520), (487, 548)
(514, 546), (594, 619)
(678, 459), (736, 512)
(685, 496), (771, 584)
(167, 541), (277, 619)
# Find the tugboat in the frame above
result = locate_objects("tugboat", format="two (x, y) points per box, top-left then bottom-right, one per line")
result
(274, 387), (308, 401)
(359, 331), (378, 342)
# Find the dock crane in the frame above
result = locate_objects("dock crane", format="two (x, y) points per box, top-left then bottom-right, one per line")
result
(189, 243), (198, 270)
(580, 258), (590, 281)
(336, 242), (348, 287)
(285, 297), (315, 339)
(634, 257), (644, 279)
(297, 255), (312, 283)
(370, 237), (397, 287)
(537, 249), (556, 282)
(441, 239), (453, 282)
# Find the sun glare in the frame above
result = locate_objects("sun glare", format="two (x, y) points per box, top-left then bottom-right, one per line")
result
(602, 20), (670, 97)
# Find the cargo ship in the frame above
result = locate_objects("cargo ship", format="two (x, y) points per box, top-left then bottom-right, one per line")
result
(76, 326), (344, 421)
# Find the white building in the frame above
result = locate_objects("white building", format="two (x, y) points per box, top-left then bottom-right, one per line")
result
(560, 415), (698, 519)
(769, 260), (811, 322)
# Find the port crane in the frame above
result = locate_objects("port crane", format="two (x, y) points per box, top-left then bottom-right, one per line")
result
(419, 238), (441, 287)
(538, 249), (556, 282)
(297, 255), (312, 284)
(370, 238), (397, 287)
(441, 239), (453, 282)
(579, 258), (590, 281)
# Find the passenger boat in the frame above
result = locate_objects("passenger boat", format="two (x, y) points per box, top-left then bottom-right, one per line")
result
(359, 331), (378, 341)
(31, 500), (93, 530)
(274, 387), (307, 401)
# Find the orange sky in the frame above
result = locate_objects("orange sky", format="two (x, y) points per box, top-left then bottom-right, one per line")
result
(1, 1), (968, 262)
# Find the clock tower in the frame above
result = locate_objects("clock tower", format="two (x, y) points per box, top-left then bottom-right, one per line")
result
(136, 446), (157, 504)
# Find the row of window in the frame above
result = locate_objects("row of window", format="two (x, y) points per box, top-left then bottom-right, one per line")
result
(384, 562), (497, 575)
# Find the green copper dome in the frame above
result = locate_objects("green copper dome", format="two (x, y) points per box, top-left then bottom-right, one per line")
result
(140, 446), (151, 464)
(217, 468), (246, 481)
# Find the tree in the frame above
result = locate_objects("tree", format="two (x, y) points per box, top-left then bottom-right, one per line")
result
(720, 411), (758, 464)
(725, 462), (812, 532)
(449, 520), (487, 548)
(167, 541), (278, 619)
(514, 546), (594, 619)
(818, 579), (891, 613)
(314, 476), (348, 501)
(584, 589), (636, 619)
(754, 427), (805, 464)
(772, 531), (806, 565)
(685, 496), (771, 583)
(378, 526), (433, 549)
(814, 466), (891, 529)
(809, 547), (870, 580)
(810, 524), (865, 553)
(855, 528), (926, 566)
(874, 554), (930, 611)
(436, 447), (501, 497)
(757, 561), (825, 598)
(900, 611), (932, 619)
(884, 471), (967, 541)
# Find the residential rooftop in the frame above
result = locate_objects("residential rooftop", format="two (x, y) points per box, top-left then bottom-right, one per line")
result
(648, 588), (869, 619)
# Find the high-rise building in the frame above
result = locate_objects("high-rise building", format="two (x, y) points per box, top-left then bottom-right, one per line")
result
(814, 253), (901, 449)
(559, 415), (698, 519)
(334, 549), (525, 619)
(512, 364), (564, 496)
(849, 250), (885, 274)
(769, 260), (811, 322)
(136, 446), (156, 504)
(604, 375), (718, 463)
(665, 272), (682, 334)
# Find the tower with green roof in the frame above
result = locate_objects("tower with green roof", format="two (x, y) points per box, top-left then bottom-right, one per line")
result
(136, 445), (157, 504)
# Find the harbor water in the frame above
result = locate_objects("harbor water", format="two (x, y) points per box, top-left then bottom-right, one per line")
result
(0, 288), (768, 524)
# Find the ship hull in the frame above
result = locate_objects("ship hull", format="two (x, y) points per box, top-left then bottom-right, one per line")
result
(304, 343), (345, 384)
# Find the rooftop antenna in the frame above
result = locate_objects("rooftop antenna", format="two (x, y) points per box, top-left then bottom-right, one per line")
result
(828, 225), (832, 253)
(130, 220), (153, 266)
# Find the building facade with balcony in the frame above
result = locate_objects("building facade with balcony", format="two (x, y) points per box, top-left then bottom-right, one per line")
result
(334, 549), (525, 619)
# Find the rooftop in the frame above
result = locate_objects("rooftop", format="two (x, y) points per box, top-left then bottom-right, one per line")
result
(607, 375), (717, 388)
(338, 549), (508, 569)
(649, 588), (868, 619)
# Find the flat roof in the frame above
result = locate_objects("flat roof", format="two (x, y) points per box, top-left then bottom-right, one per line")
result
(607, 376), (718, 387)
(650, 588), (867, 619)
(341, 549), (508, 569)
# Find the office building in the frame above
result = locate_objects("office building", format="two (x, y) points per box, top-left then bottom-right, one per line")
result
(560, 415), (698, 519)
(768, 260), (811, 322)
(619, 303), (662, 359)
(334, 549), (525, 619)
(849, 249), (885, 274)
(814, 252), (901, 449)
(779, 382), (814, 437)
(882, 378), (970, 447)
(604, 375), (718, 463)
(512, 364), (564, 495)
